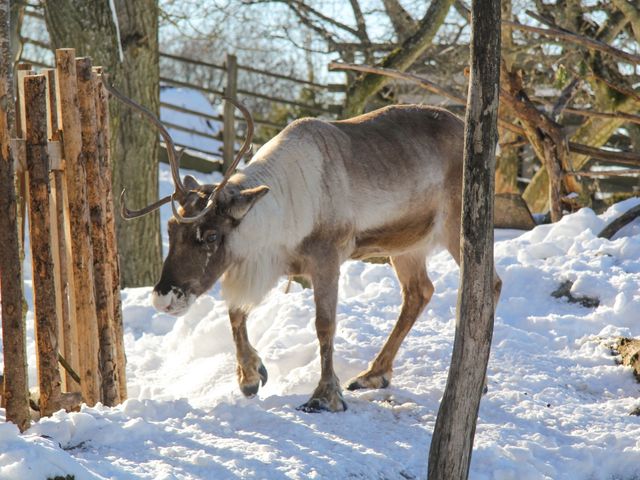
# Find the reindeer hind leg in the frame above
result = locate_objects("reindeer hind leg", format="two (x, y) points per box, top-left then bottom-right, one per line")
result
(347, 250), (434, 391)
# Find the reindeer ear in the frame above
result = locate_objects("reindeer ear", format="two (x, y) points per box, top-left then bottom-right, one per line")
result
(183, 175), (201, 191)
(227, 185), (269, 220)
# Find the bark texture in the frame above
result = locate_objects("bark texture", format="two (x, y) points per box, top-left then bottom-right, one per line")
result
(24, 74), (63, 417)
(96, 76), (127, 401)
(56, 48), (101, 406)
(43, 0), (161, 287)
(0, 0), (30, 432)
(44, 68), (78, 392)
(428, 0), (501, 477)
(77, 58), (118, 406)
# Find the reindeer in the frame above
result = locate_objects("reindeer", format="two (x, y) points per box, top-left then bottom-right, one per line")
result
(104, 79), (501, 412)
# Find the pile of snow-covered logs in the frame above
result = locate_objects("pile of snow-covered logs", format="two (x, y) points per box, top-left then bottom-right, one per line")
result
(1, 48), (126, 431)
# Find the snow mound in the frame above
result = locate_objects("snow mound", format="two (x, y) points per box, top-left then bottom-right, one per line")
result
(2, 169), (640, 479)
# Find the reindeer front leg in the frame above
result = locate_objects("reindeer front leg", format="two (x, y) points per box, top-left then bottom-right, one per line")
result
(229, 309), (267, 397)
(298, 254), (346, 413)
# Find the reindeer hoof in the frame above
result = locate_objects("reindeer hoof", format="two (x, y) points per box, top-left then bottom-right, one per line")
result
(259, 363), (268, 386)
(297, 397), (347, 413)
(241, 382), (260, 398)
(346, 372), (390, 391)
(238, 362), (268, 398)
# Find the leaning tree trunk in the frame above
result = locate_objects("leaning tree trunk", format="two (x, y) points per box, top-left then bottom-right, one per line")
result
(342, 0), (454, 117)
(0, 0), (30, 432)
(43, 0), (161, 287)
(428, 0), (501, 477)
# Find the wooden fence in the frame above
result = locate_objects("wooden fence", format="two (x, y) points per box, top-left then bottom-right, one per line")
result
(2, 48), (126, 430)
(20, 8), (346, 173)
(21, 45), (346, 174)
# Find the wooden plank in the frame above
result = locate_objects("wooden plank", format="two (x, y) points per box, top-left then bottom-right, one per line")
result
(95, 70), (127, 402)
(158, 145), (221, 173)
(15, 66), (33, 140)
(15, 68), (33, 251)
(10, 138), (25, 171)
(236, 86), (335, 115)
(55, 48), (100, 406)
(24, 74), (63, 417)
(223, 54), (238, 172)
(0, 0), (30, 432)
(159, 76), (224, 97)
(77, 57), (118, 406)
(47, 66), (80, 389)
(44, 67), (78, 392)
(47, 141), (63, 170)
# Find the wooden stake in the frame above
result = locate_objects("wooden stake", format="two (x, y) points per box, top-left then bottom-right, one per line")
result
(44, 67), (79, 392)
(0, 0), (30, 432)
(15, 66), (32, 253)
(95, 69), (127, 401)
(55, 48), (100, 406)
(24, 74), (63, 417)
(77, 57), (118, 406)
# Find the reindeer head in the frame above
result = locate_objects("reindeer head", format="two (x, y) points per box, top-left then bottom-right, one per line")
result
(103, 76), (263, 316)
(152, 178), (268, 315)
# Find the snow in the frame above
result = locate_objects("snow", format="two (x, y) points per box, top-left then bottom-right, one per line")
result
(2, 164), (640, 479)
(160, 88), (223, 160)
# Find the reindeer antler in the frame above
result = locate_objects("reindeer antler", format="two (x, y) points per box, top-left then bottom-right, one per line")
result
(101, 74), (254, 223)
(101, 74), (188, 219)
(170, 96), (255, 223)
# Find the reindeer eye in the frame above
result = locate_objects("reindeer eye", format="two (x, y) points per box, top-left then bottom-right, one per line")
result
(205, 232), (217, 243)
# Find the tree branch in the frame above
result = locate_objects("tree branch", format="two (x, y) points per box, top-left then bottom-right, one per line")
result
(244, 0), (360, 38)
(552, 77), (582, 120)
(566, 169), (640, 177)
(598, 203), (640, 239)
(538, 101), (640, 127)
(349, 0), (370, 44)
(457, 1), (640, 64)
(329, 61), (640, 167)
(342, 0), (455, 116)
(381, 0), (417, 40)
(499, 10), (640, 65)
(606, 0), (640, 44)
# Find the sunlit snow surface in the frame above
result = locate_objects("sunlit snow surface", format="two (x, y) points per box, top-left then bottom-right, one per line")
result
(2, 163), (640, 479)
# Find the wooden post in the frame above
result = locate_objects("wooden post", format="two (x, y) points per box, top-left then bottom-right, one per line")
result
(223, 53), (237, 172)
(0, 0), (30, 432)
(44, 67), (79, 393)
(55, 48), (100, 406)
(428, 0), (501, 477)
(15, 64), (32, 249)
(76, 57), (118, 406)
(24, 74), (63, 417)
(94, 69), (127, 401)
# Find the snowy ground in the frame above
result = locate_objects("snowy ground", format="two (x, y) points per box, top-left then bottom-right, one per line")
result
(2, 164), (640, 479)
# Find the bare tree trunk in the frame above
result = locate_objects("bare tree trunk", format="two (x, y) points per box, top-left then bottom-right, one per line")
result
(428, 0), (501, 476)
(0, 0), (30, 432)
(43, 0), (162, 287)
(343, 0), (454, 117)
